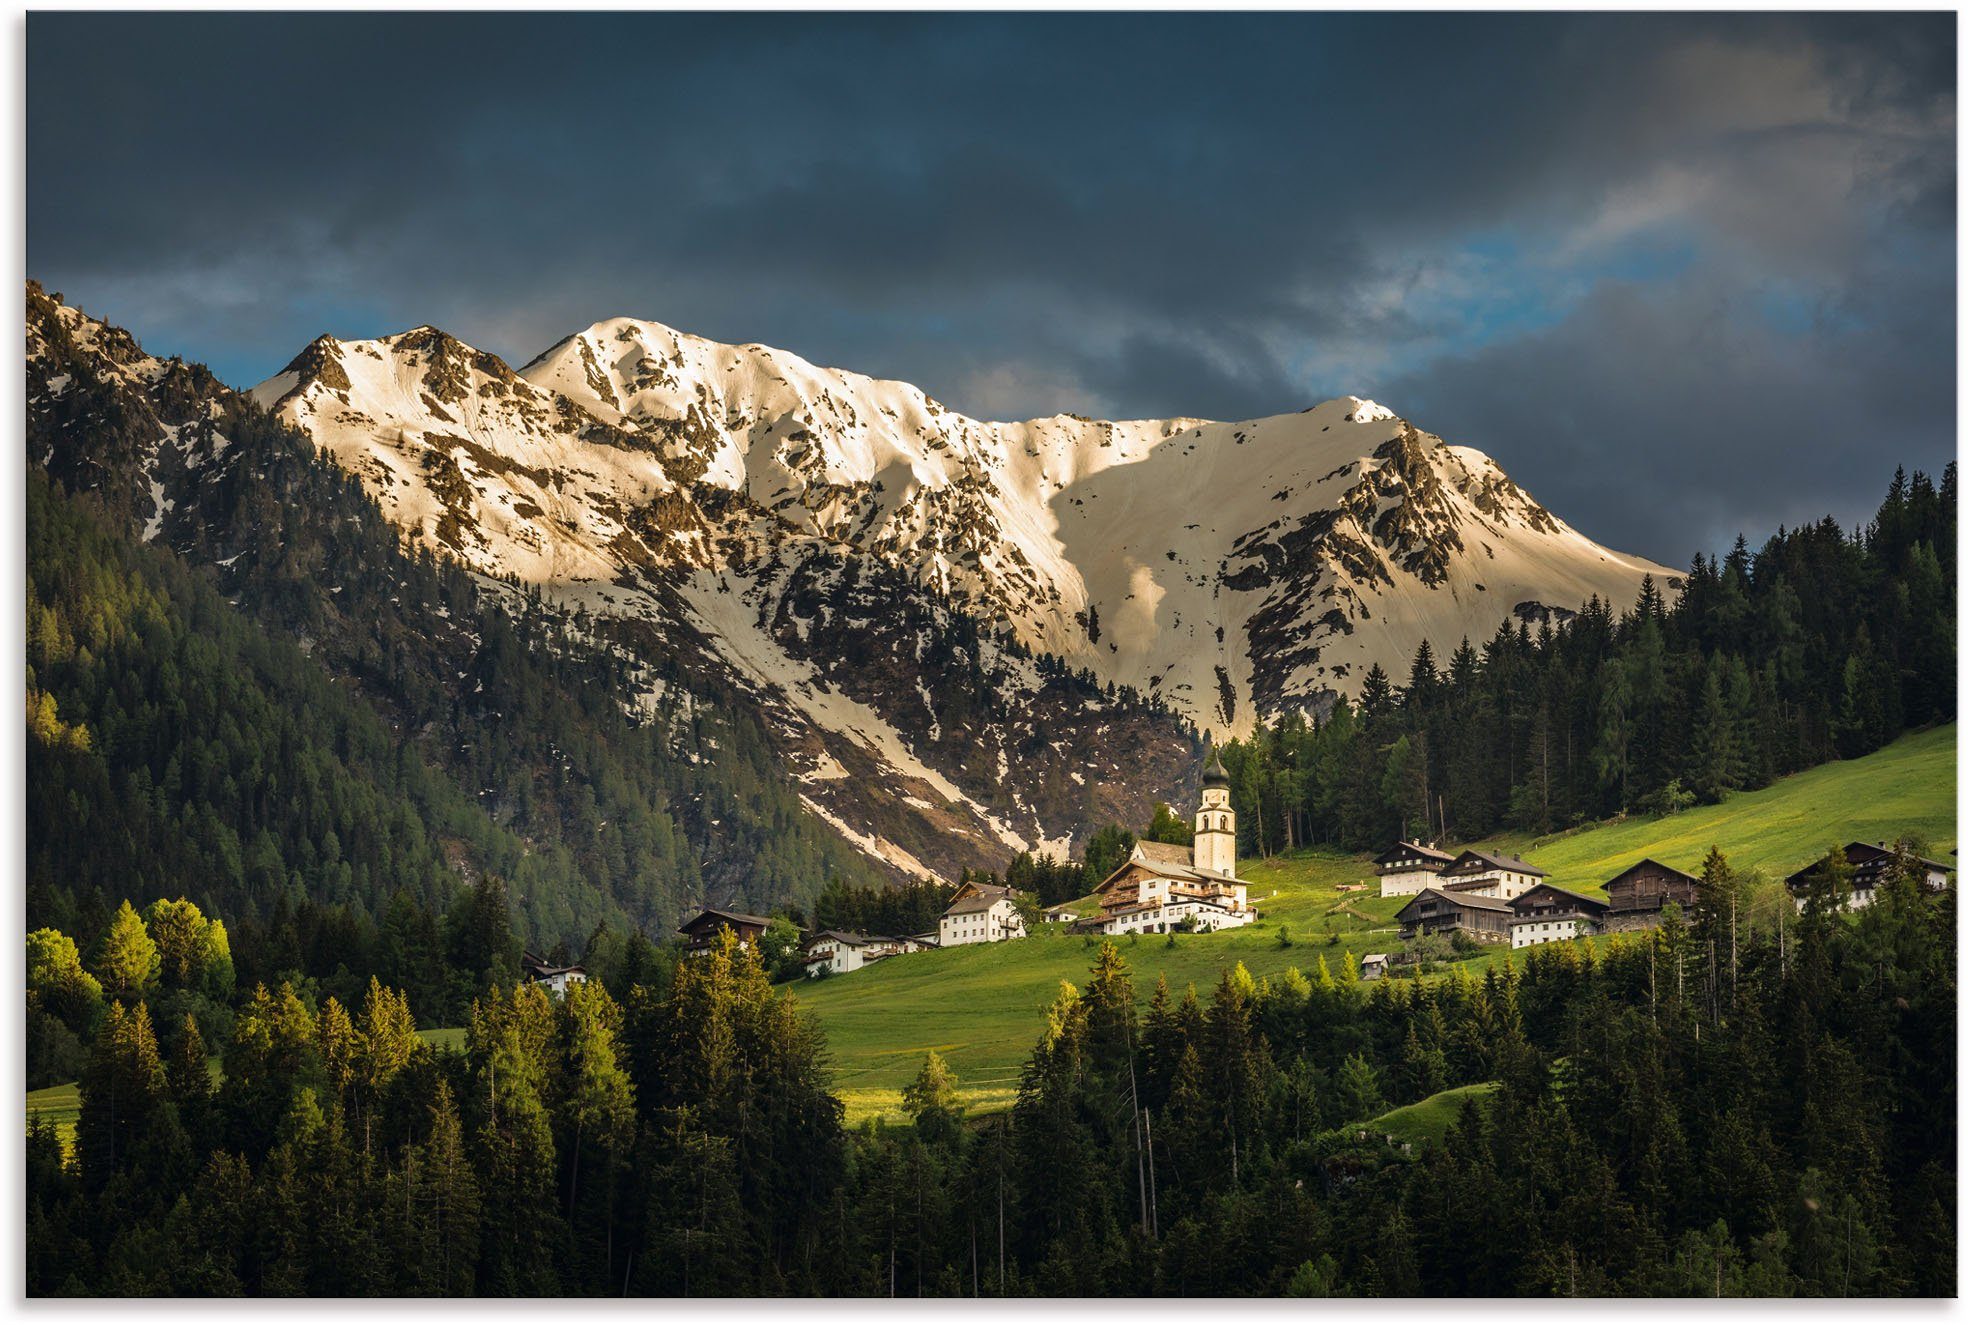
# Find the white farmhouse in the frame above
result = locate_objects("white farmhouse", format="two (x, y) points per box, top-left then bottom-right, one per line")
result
(1374, 840), (1456, 897)
(1089, 752), (1256, 936)
(521, 950), (589, 998)
(1437, 849), (1547, 901)
(802, 931), (923, 977)
(939, 881), (1027, 947)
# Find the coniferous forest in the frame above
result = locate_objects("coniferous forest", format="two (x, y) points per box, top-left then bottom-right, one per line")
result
(26, 844), (1954, 1295)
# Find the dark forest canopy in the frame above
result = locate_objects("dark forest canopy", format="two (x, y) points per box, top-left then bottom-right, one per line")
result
(26, 843), (1955, 1295)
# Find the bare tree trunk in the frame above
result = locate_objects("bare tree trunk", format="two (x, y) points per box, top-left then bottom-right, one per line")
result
(1130, 1058), (1148, 1235)
(997, 1121), (1005, 1296)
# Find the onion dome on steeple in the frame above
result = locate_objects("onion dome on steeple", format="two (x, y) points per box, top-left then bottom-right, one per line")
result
(1202, 748), (1231, 789)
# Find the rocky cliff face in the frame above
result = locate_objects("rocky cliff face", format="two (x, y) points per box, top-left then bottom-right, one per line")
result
(255, 312), (1672, 730)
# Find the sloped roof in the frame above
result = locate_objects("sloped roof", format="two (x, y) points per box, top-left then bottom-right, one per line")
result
(1374, 840), (1455, 868)
(1509, 883), (1609, 917)
(804, 930), (881, 950)
(1396, 887), (1513, 919)
(522, 951), (586, 979)
(1604, 858), (1701, 890)
(1784, 842), (1955, 888)
(1442, 849), (1545, 878)
(678, 907), (772, 935)
(944, 891), (1014, 916)
(1135, 840), (1194, 867)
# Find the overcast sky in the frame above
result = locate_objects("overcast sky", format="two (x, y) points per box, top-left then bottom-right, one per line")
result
(27, 12), (1955, 564)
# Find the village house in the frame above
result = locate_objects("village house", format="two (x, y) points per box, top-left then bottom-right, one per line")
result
(1507, 883), (1610, 950)
(1394, 887), (1513, 943)
(521, 950), (589, 997)
(1436, 849), (1546, 900)
(1360, 952), (1390, 981)
(1599, 859), (1701, 932)
(1090, 752), (1257, 936)
(1784, 841), (1953, 911)
(802, 931), (923, 978)
(939, 880), (1027, 946)
(1374, 840), (1457, 897)
(676, 906), (772, 956)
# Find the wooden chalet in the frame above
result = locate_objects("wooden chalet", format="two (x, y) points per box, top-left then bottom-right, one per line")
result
(1784, 841), (1953, 909)
(1394, 887), (1513, 942)
(1437, 849), (1546, 900)
(1599, 859), (1700, 931)
(677, 906), (772, 956)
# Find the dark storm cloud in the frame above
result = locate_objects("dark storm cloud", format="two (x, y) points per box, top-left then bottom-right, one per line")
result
(26, 11), (1954, 562)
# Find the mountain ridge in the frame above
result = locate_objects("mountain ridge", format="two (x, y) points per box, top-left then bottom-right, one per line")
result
(29, 279), (1675, 880)
(252, 309), (1676, 733)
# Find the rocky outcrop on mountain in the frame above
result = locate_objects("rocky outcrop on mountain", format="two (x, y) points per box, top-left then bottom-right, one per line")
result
(27, 280), (1674, 881)
(27, 285), (1200, 886)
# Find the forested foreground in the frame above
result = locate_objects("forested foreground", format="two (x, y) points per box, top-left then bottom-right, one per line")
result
(27, 846), (1953, 1296)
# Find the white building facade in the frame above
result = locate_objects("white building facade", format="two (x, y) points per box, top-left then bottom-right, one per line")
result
(1509, 915), (1593, 949)
(939, 884), (1026, 947)
(1374, 841), (1455, 898)
(803, 931), (926, 977)
(1438, 850), (1547, 901)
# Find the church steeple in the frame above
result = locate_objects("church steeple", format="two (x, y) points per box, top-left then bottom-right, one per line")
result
(1195, 748), (1236, 875)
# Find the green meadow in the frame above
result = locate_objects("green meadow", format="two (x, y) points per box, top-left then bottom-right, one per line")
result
(1366, 1082), (1500, 1147)
(805, 723), (1956, 1123)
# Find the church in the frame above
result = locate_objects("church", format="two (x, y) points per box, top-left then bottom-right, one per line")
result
(1089, 751), (1257, 935)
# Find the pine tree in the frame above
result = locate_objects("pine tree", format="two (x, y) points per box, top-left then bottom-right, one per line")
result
(1335, 1053), (1385, 1123)
(94, 901), (159, 1005)
(901, 1050), (964, 1147)
(78, 1000), (166, 1193)
(1687, 662), (1741, 803)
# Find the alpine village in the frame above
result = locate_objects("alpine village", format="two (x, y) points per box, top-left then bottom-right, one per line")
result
(21, 98), (1961, 1300)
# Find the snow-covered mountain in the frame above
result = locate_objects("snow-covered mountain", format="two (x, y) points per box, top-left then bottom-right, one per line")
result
(27, 282), (1675, 883)
(253, 314), (1675, 734)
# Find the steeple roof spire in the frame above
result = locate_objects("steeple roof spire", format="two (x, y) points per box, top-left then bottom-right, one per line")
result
(1202, 748), (1231, 789)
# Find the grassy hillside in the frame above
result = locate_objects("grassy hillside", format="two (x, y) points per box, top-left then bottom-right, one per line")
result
(804, 723), (1956, 1123)
(25, 1079), (79, 1155)
(1365, 1082), (1499, 1147)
